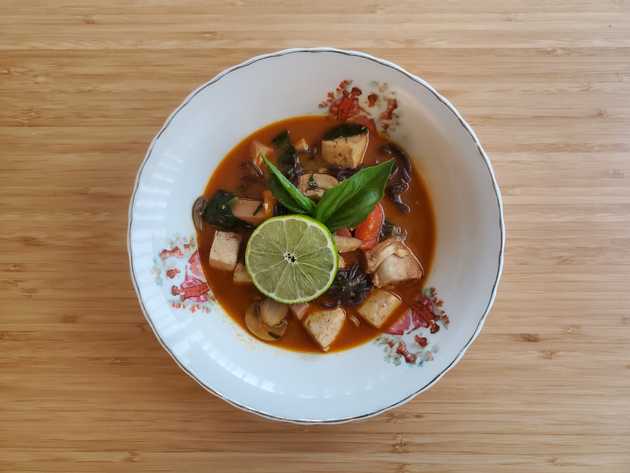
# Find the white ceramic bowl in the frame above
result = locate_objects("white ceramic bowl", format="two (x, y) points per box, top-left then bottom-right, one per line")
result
(128, 48), (504, 423)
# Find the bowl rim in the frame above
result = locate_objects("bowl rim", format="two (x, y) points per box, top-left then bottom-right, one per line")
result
(127, 47), (506, 424)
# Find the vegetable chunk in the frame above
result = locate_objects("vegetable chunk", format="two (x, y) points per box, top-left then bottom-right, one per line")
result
(208, 231), (241, 271)
(304, 308), (346, 351)
(334, 235), (363, 253)
(260, 298), (289, 327)
(231, 198), (266, 225)
(298, 173), (339, 199)
(250, 140), (273, 167)
(364, 238), (423, 288)
(373, 253), (422, 287)
(364, 238), (406, 273)
(233, 262), (252, 284)
(321, 133), (369, 169)
(290, 303), (310, 321)
(357, 289), (401, 328)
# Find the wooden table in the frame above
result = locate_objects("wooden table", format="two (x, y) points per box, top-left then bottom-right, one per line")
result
(2, 1), (629, 472)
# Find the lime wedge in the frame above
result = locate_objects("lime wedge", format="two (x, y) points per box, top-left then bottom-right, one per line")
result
(245, 215), (338, 304)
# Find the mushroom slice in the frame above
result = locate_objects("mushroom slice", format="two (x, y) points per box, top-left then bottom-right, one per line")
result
(259, 298), (289, 327)
(192, 196), (207, 233)
(245, 302), (288, 342)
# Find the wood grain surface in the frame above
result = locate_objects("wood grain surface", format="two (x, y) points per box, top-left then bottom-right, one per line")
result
(1, 1), (629, 472)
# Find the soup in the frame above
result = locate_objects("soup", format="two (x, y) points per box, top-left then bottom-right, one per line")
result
(195, 115), (436, 353)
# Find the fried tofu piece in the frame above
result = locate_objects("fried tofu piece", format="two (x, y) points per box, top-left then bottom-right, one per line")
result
(304, 308), (346, 352)
(208, 231), (241, 271)
(357, 289), (402, 328)
(372, 252), (423, 288)
(321, 132), (368, 169)
(233, 262), (252, 284)
(334, 235), (363, 253)
(231, 198), (266, 225)
(290, 303), (310, 321)
(364, 238), (406, 273)
(298, 173), (339, 199)
(364, 238), (423, 288)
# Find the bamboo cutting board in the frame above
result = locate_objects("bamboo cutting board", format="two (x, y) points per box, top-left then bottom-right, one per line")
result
(1, 1), (629, 472)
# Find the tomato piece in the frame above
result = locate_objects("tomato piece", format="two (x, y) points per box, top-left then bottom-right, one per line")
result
(355, 203), (384, 250)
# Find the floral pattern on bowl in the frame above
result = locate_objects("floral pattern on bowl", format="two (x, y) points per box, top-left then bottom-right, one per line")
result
(319, 79), (400, 134)
(152, 235), (214, 314)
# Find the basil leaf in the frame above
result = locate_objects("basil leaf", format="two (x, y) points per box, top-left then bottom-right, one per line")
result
(263, 156), (316, 215)
(271, 130), (302, 182)
(201, 190), (254, 231)
(315, 160), (395, 231)
(323, 123), (368, 140)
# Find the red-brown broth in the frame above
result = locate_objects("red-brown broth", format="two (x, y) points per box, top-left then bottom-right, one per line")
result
(197, 115), (436, 352)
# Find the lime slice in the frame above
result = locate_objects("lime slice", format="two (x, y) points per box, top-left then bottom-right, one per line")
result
(245, 215), (338, 304)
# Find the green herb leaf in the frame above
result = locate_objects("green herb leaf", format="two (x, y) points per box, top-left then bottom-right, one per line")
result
(201, 190), (254, 231)
(323, 123), (368, 140)
(271, 130), (301, 181)
(263, 156), (316, 214)
(314, 160), (395, 231)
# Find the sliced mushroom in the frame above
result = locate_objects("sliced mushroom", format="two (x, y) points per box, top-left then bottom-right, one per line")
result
(245, 302), (288, 342)
(259, 298), (289, 327)
(298, 173), (339, 199)
(192, 196), (207, 233)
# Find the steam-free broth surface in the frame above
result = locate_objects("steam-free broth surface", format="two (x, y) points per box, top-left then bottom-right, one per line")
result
(197, 115), (436, 352)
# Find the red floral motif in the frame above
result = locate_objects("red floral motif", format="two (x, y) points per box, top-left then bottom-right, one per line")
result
(319, 80), (400, 134)
(160, 246), (184, 260)
(171, 272), (209, 302)
(169, 250), (209, 303)
(415, 335), (428, 348)
(320, 80), (364, 121)
(166, 268), (180, 279)
(379, 287), (449, 365)
(396, 341), (417, 364)
(386, 309), (425, 335)
(380, 98), (398, 121)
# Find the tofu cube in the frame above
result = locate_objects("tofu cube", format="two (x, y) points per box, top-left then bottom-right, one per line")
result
(357, 289), (402, 328)
(231, 198), (266, 225)
(304, 308), (346, 352)
(290, 303), (310, 321)
(208, 231), (241, 272)
(373, 253), (423, 288)
(321, 132), (369, 169)
(233, 262), (252, 284)
(298, 173), (339, 199)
